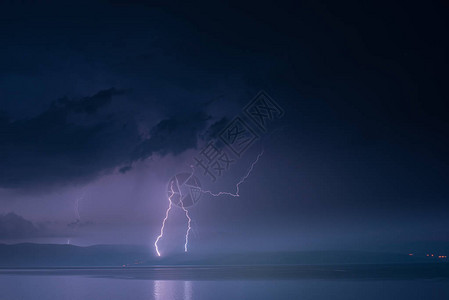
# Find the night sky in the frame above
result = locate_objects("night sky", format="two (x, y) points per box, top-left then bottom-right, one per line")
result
(0, 1), (448, 255)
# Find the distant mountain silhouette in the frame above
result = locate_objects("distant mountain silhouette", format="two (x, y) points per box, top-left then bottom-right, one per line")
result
(0, 243), (149, 267)
(0, 243), (443, 267)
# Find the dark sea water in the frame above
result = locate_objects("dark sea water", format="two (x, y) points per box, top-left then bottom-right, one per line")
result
(1, 265), (448, 300)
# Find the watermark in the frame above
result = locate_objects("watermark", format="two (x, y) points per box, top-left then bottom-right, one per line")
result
(167, 173), (202, 208)
(193, 141), (235, 182)
(244, 91), (285, 132)
(192, 90), (284, 184)
(218, 117), (259, 157)
(157, 91), (284, 255)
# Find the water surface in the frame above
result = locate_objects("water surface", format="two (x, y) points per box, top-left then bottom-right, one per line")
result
(1, 265), (448, 300)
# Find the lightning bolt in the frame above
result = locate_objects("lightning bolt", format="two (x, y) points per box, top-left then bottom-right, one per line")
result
(74, 191), (84, 221)
(179, 198), (192, 252)
(153, 148), (264, 256)
(154, 182), (175, 257)
(176, 176), (192, 252)
(199, 149), (264, 197)
(67, 191), (86, 245)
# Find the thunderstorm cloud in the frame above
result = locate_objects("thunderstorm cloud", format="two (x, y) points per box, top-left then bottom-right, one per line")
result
(0, 89), (220, 190)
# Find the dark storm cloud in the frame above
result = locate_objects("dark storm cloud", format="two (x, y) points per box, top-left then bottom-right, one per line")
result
(57, 88), (127, 115)
(201, 117), (229, 140)
(0, 88), (136, 189)
(131, 112), (210, 161)
(118, 165), (133, 174)
(0, 212), (39, 239)
(0, 87), (223, 190)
